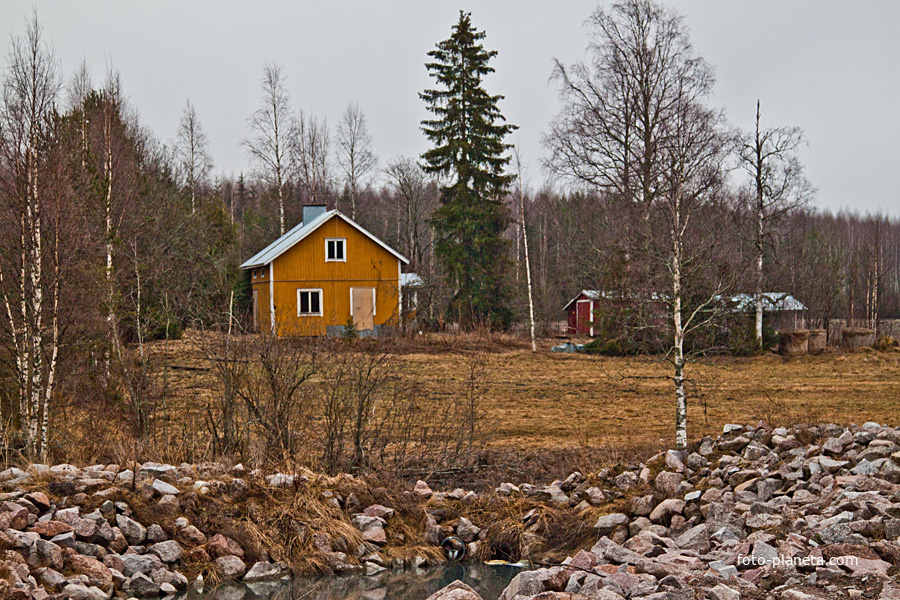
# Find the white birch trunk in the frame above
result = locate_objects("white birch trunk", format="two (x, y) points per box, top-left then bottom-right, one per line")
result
(672, 193), (687, 450)
(28, 156), (44, 457)
(519, 190), (537, 352)
(754, 104), (765, 349)
(41, 220), (61, 460)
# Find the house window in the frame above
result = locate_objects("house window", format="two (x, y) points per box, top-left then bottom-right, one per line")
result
(252, 269), (256, 279)
(297, 289), (323, 316)
(326, 238), (346, 262)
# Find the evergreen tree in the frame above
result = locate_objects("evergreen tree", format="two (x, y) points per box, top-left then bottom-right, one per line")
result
(420, 11), (517, 329)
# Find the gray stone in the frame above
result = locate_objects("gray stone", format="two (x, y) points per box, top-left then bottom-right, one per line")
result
(243, 561), (290, 582)
(496, 482), (520, 496)
(674, 524), (709, 552)
(148, 540), (183, 563)
(150, 566), (188, 588)
(151, 478), (180, 496)
(686, 452), (707, 471)
(708, 560), (739, 579)
(138, 462), (177, 479)
(351, 514), (387, 545)
(499, 570), (545, 600)
(125, 572), (160, 597)
(214, 554), (247, 579)
(655, 471), (683, 495)
(665, 449), (686, 471)
(594, 513), (629, 535)
(428, 580), (483, 600)
(50, 531), (76, 549)
(413, 480), (433, 497)
(751, 540), (778, 565)
(60, 583), (107, 600)
(119, 553), (164, 576)
(116, 514), (147, 545)
(817, 456), (849, 473)
(456, 517), (480, 542)
(35, 538), (64, 569)
(649, 498), (685, 523)
(146, 523), (167, 543)
(709, 584), (740, 600)
(851, 458), (878, 475)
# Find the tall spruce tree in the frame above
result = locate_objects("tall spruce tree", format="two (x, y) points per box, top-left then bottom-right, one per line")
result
(420, 11), (517, 328)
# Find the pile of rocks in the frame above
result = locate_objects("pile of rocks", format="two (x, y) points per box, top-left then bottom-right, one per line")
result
(429, 421), (900, 600)
(0, 462), (291, 599)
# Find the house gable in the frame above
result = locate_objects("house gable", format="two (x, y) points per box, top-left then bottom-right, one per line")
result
(240, 210), (408, 270)
(271, 214), (400, 282)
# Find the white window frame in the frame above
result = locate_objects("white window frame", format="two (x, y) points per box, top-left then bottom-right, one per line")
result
(325, 238), (347, 262)
(296, 288), (324, 317)
(350, 287), (377, 316)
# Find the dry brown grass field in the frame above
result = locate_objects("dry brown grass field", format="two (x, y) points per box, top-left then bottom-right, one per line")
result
(401, 344), (900, 453)
(147, 330), (900, 464)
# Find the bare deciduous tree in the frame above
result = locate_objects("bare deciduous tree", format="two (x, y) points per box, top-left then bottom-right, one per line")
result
(546, 0), (728, 449)
(0, 13), (62, 460)
(243, 63), (297, 236)
(175, 99), (213, 214)
(336, 102), (377, 219)
(651, 101), (729, 450)
(384, 157), (436, 269)
(512, 146), (536, 352)
(296, 112), (331, 207)
(737, 101), (814, 347)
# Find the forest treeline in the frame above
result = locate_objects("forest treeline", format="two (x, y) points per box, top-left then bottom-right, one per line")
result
(0, 7), (897, 462)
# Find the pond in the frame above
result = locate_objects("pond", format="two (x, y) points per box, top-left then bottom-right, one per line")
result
(178, 563), (524, 600)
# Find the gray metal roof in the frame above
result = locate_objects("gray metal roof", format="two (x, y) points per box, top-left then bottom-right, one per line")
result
(240, 209), (410, 269)
(729, 293), (807, 312)
(400, 273), (424, 287)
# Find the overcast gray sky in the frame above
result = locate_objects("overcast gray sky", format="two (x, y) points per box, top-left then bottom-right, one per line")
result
(2, 1), (899, 215)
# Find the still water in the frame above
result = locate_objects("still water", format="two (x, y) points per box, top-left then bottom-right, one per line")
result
(179, 563), (523, 600)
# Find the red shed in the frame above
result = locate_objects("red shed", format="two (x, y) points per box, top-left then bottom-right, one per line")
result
(564, 290), (601, 336)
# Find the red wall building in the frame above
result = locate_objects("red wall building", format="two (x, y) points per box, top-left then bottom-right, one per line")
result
(564, 290), (600, 336)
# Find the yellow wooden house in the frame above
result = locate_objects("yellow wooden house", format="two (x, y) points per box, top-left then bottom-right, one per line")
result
(241, 206), (409, 336)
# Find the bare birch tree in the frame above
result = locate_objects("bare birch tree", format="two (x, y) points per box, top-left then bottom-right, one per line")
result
(67, 60), (91, 166)
(384, 157), (436, 268)
(0, 13), (62, 460)
(737, 101), (813, 347)
(296, 112), (331, 207)
(175, 99), (213, 214)
(512, 147), (536, 351)
(336, 102), (376, 219)
(653, 101), (729, 449)
(243, 63), (297, 236)
(546, 0), (728, 449)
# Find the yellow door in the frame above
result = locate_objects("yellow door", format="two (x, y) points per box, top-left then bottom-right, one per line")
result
(351, 288), (375, 330)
